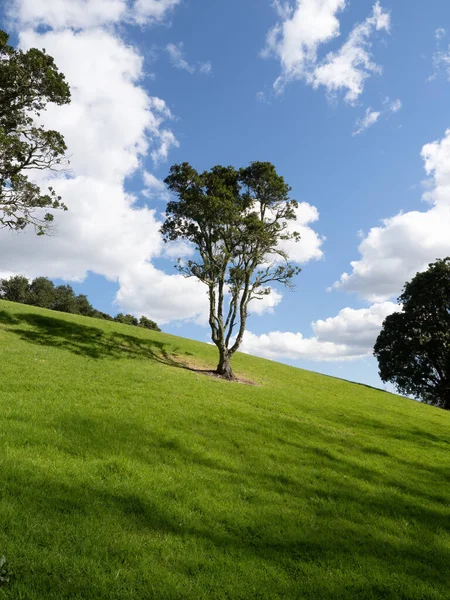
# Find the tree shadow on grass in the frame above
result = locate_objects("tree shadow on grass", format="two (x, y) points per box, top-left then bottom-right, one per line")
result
(0, 310), (188, 368)
(1, 415), (449, 599)
(0, 310), (255, 383)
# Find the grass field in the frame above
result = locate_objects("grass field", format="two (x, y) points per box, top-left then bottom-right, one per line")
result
(0, 299), (449, 599)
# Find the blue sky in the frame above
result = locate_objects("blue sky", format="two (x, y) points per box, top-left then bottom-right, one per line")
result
(2, 0), (450, 390)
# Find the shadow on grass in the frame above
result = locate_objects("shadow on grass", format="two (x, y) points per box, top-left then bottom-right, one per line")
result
(1, 413), (449, 599)
(0, 310), (188, 368)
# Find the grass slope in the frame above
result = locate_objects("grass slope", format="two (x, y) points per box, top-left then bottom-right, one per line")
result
(0, 300), (449, 600)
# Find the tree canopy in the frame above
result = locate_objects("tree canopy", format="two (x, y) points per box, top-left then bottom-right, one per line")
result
(0, 30), (71, 235)
(161, 161), (301, 379)
(0, 275), (161, 332)
(374, 258), (450, 410)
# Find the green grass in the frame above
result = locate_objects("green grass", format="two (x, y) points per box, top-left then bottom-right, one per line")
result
(0, 300), (449, 600)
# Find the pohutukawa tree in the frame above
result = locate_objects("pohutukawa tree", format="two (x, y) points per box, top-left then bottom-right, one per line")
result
(374, 258), (450, 410)
(0, 30), (71, 235)
(161, 161), (302, 379)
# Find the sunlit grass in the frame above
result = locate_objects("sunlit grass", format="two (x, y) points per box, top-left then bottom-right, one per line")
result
(0, 299), (449, 599)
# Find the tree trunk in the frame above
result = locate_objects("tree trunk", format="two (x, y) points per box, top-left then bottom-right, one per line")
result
(216, 349), (234, 380)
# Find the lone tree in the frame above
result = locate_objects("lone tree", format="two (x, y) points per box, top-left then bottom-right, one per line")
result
(374, 258), (450, 410)
(161, 161), (301, 379)
(0, 30), (71, 235)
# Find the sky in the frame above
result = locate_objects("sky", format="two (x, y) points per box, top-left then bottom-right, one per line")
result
(2, 0), (450, 390)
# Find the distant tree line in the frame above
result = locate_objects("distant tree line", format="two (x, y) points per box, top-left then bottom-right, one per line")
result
(0, 275), (161, 332)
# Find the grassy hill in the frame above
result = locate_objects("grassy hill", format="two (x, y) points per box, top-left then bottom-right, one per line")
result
(0, 299), (449, 600)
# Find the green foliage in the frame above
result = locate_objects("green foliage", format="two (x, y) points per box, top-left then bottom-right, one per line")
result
(0, 275), (30, 303)
(52, 284), (79, 314)
(0, 300), (449, 599)
(139, 315), (161, 331)
(0, 275), (161, 332)
(162, 161), (301, 378)
(0, 30), (71, 235)
(27, 276), (55, 308)
(374, 258), (450, 409)
(114, 313), (139, 327)
(75, 294), (94, 317)
(91, 310), (114, 321)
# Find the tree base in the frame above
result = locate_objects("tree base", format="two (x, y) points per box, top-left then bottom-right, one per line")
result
(216, 356), (234, 380)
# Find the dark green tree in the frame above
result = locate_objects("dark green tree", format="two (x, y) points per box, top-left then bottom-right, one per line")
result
(52, 284), (78, 313)
(75, 294), (94, 317)
(92, 310), (114, 321)
(374, 258), (450, 410)
(114, 313), (139, 327)
(0, 30), (71, 235)
(27, 276), (55, 308)
(161, 161), (301, 379)
(139, 316), (161, 332)
(0, 275), (30, 303)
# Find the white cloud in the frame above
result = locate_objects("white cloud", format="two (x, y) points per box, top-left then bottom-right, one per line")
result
(166, 42), (195, 73)
(429, 28), (450, 81)
(199, 61), (212, 75)
(277, 202), (325, 264)
(142, 171), (169, 201)
(353, 108), (380, 136)
(17, 28), (175, 183)
(263, 0), (346, 89)
(0, 3), (204, 325)
(166, 43), (212, 75)
(249, 288), (284, 316)
(241, 302), (398, 362)
(0, 0), (322, 327)
(352, 98), (401, 136)
(312, 2), (390, 104)
(333, 129), (450, 302)
(263, 0), (390, 103)
(387, 97), (402, 113)
(0, 36), (199, 323)
(9, 0), (181, 29)
(431, 47), (450, 80)
(132, 0), (180, 25)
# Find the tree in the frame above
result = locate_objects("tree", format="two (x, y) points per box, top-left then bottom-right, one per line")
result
(0, 275), (30, 303)
(27, 276), (55, 308)
(52, 284), (78, 313)
(114, 313), (139, 327)
(75, 294), (94, 317)
(139, 316), (161, 332)
(92, 310), (114, 321)
(374, 258), (450, 410)
(161, 161), (301, 379)
(0, 30), (71, 235)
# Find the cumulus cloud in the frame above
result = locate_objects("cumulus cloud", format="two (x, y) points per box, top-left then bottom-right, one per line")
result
(142, 171), (169, 201)
(277, 202), (325, 263)
(248, 289), (284, 316)
(9, 0), (181, 29)
(0, 3), (204, 325)
(1, 1), (323, 327)
(241, 302), (398, 362)
(333, 129), (450, 302)
(263, 0), (390, 103)
(166, 43), (212, 75)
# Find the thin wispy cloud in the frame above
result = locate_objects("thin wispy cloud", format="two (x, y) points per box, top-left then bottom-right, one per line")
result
(353, 98), (402, 135)
(353, 108), (381, 136)
(166, 42), (212, 75)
